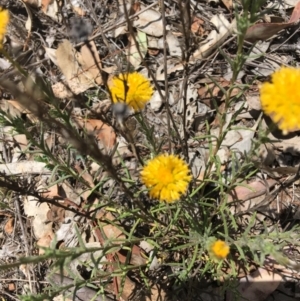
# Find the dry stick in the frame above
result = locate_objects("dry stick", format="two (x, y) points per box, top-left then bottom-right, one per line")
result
(14, 197), (35, 294)
(178, 0), (192, 159)
(160, 0), (172, 154)
(1, 291), (19, 301)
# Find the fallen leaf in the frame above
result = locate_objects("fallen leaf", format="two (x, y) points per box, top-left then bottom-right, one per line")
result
(44, 47), (58, 65)
(56, 40), (79, 81)
(48, 274), (106, 301)
(197, 77), (240, 107)
(8, 283), (15, 291)
(127, 30), (148, 68)
(55, 40), (102, 95)
(0, 161), (49, 175)
(245, 1), (300, 42)
(192, 14), (236, 60)
(100, 211), (125, 242)
(72, 5), (85, 16)
(227, 267), (282, 301)
(148, 48), (160, 56)
(21, 0), (33, 33)
(46, 204), (65, 223)
(245, 22), (292, 43)
(132, 4), (164, 37)
(13, 134), (28, 154)
(37, 232), (54, 255)
(288, 0), (300, 23)
(166, 31), (182, 57)
(4, 217), (14, 234)
(155, 59), (184, 80)
(40, 184), (58, 199)
(22, 0), (39, 6)
(54, 220), (78, 248)
(221, 0), (233, 11)
(41, 0), (52, 12)
(53, 295), (72, 301)
(271, 134), (300, 156)
(75, 118), (116, 150)
(79, 41), (102, 85)
(41, 0), (60, 21)
(227, 179), (277, 203)
(23, 194), (54, 240)
(191, 16), (205, 35)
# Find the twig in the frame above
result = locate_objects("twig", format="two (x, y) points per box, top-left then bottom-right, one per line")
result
(160, 0), (172, 153)
(14, 197), (35, 293)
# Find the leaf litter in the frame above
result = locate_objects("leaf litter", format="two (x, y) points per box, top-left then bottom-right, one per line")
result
(1, 0), (300, 301)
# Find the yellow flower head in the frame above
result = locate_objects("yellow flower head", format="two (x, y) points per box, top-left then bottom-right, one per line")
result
(109, 72), (153, 112)
(141, 154), (191, 203)
(260, 66), (300, 134)
(0, 8), (9, 48)
(207, 239), (230, 261)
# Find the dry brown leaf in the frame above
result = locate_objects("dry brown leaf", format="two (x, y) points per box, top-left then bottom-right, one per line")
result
(75, 118), (116, 149)
(73, 163), (94, 200)
(4, 217), (14, 234)
(72, 5), (86, 16)
(191, 16), (205, 35)
(79, 41), (102, 85)
(14, 134), (28, 154)
(227, 267), (282, 301)
(41, 0), (52, 12)
(245, 1), (300, 42)
(53, 295), (72, 301)
(5, 100), (37, 122)
(74, 163), (94, 187)
(51, 81), (81, 98)
(0, 161), (49, 175)
(8, 283), (15, 291)
(41, 0), (60, 21)
(46, 205), (65, 223)
(245, 22), (292, 43)
(221, 0), (233, 11)
(192, 15), (236, 60)
(132, 4), (163, 37)
(127, 31), (148, 68)
(24, 194), (54, 240)
(56, 40), (79, 81)
(148, 48), (160, 56)
(37, 232), (54, 255)
(227, 179), (277, 203)
(198, 78), (240, 108)
(22, 0), (39, 7)
(112, 277), (167, 301)
(100, 211), (125, 241)
(289, 0), (300, 23)
(55, 40), (102, 95)
(40, 184), (58, 199)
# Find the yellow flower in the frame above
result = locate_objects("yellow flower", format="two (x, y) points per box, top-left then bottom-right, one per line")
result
(207, 239), (229, 261)
(0, 8), (9, 48)
(260, 66), (300, 134)
(109, 72), (153, 112)
(141, 154), (191, 203)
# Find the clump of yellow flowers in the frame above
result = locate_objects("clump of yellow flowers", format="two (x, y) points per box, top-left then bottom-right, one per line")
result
(109, 72), (153, 112)
(141, 154), (191, 203)
(260, 66), (300, 135)
(0, 8), (9, 48)
(207, 238), (230, 261)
